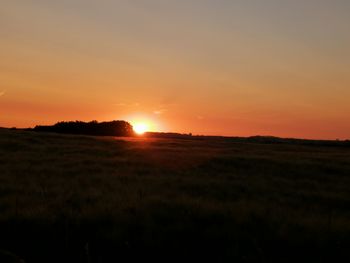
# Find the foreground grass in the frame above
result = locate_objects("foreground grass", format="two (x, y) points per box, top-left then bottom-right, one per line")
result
(0, 128), (350, 262)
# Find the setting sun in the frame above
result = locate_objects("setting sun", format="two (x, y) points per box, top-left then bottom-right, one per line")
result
(133, 123), (148, 135)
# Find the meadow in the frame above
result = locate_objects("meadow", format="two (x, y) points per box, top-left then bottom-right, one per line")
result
(0, 128), (350, 262)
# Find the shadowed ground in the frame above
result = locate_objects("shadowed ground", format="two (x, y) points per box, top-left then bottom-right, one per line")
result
(0, 128), (350, 262)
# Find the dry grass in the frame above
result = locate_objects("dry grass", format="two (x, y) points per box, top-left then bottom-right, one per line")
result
(1, 128), (350, 262)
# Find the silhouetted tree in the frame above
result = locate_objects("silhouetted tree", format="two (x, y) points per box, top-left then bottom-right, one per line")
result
(34, 120), (134, 137)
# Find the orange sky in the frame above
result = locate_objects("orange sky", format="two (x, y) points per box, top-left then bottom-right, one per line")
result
(1, 1), (350, 139)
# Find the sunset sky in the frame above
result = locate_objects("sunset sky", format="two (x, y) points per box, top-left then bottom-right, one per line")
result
(1, 0), (350, 139)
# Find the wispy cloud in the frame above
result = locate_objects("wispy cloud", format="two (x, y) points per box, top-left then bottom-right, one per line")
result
(0, 91), (5, 97)
(153, 109), (167, 115)
(113, 102), (140, 107)
(160, 103), (177, 107)
(114, 103), (126, 106)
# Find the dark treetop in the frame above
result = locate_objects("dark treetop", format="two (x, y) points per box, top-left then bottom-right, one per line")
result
(34, 120), (134, 137)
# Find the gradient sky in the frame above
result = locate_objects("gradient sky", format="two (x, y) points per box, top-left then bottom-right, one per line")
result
(1, 0), (350, 139)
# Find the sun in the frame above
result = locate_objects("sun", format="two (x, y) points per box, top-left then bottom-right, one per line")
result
(133, 122), (148, 135)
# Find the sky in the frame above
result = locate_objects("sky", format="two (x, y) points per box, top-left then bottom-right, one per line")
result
(1, 0), (350, 139)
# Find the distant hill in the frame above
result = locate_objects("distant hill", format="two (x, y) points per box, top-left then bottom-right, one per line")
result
(5, 124), (348, 146)
(144, 132), (350, 147)
(33, 120), (134, 137)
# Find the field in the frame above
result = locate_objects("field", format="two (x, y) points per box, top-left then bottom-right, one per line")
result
(1, 128), (350, 262)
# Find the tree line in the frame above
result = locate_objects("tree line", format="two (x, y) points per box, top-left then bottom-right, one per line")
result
(34, 120), (134, 136)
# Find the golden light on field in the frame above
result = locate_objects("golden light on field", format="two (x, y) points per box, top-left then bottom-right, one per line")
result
(133, 122), (149, 135)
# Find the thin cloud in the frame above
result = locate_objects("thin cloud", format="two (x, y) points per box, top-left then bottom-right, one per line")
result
(114, 103), (127, 106)
(160, 103), (177, 107)
(0, 91), (5, 97)
(113, 102), (140, 107)
(153, 109), (167, 115)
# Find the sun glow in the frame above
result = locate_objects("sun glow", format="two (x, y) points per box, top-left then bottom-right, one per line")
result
(133, 122), (148, 135)
(128, 114), (162, 135)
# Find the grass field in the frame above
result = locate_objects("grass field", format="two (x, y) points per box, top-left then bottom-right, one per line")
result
(1, 128), (350, 262)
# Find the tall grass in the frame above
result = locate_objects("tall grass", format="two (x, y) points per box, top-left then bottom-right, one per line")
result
(0, 128), (350, 262)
